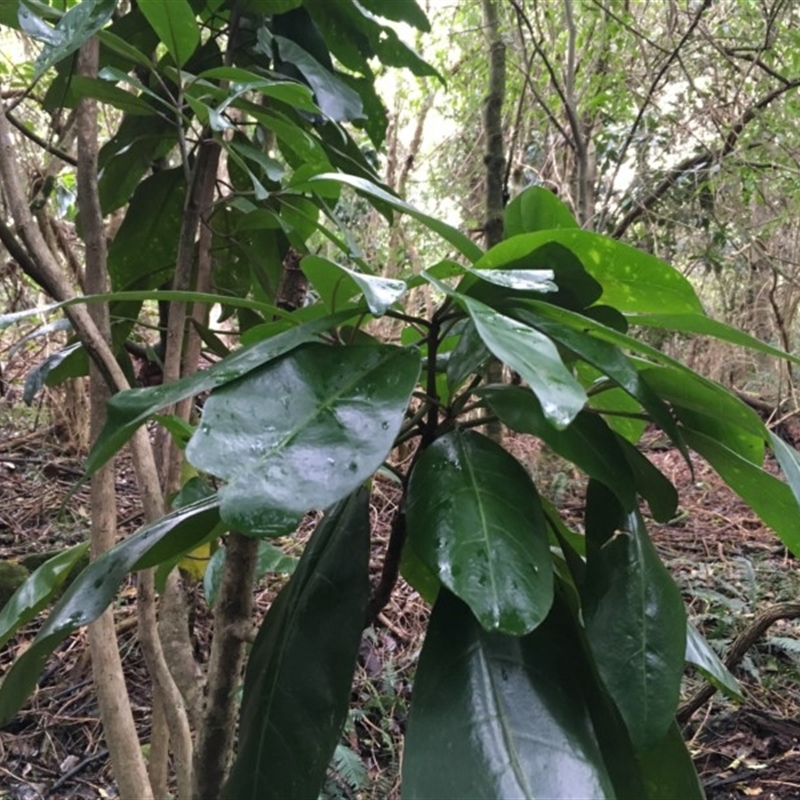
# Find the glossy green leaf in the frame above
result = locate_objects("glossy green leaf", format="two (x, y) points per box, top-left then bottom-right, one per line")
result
(87, 310), (357, 474)
(21, 0), (116, 78)
(477, 230), (703, 314)
(686, 623), (743, 701)
(468, 266), (557, 292)
(67, 76), (155, 116)
(615, 435), (679, 523)
(187, 343), (420, 535)
(407, 431), (553, 635)
(138, 0), (199, 67)
(464, 297), (587, 430)
(108, 168), (186, 292)
(223, 489), (370, 800)
(301, 255), (406, 315)
(445, 320), (490, 393)
(590, 388), (648, 442)
(399, 536), (440, 605)
(504, 185), (579, 238)
(511, 303), (684, 449)
(584, 483), (686, 752)
(24, 342), (81, 402)
(97, 28), (152, 69)
(275, 35), (363, 121)
(684, 428), (800, 555)
(256, 541), (299, 577)
(462, 242), (602, 313)
(98, 115), (177, 214)
(358, 0), (430, 30)
(480, 385), (636, 510)
(636, 723), (705, 799)
(641, 365), (766, 463)
(305, 0), (437, 79)
(628, 312), (800, 367)
(0, 496), (220, 725)
(0, 543), (89, 650)
(770, 433), (800, 517)
(291, 173), (483, 262)
(402, 590), (615, 799)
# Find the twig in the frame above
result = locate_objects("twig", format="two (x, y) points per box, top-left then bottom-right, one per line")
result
(47, 749), (108, 796)
(678, 601), (800, 723)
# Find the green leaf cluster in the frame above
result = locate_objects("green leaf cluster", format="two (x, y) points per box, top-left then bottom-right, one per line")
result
(4, 2), (800, 792)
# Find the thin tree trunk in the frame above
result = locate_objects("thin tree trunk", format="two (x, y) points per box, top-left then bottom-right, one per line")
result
(482, 0), (507, 442)
(1, 65), (193, 800)
(76, 39), (154, 800)
(192, 532), (258, 797)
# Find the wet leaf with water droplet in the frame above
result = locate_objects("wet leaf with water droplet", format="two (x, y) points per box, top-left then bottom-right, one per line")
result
(407, 430), (553, 635)
(187, 343), (420, 535)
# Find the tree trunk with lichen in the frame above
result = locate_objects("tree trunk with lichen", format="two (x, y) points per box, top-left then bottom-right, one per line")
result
(482, 0), (507, 442)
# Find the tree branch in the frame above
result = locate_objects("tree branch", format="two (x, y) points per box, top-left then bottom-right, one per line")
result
(613, 76), (800, 238)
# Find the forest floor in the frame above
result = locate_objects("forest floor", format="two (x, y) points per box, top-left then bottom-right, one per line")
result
(1, 375), (800, 799)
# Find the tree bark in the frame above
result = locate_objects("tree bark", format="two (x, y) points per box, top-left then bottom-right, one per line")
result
(192, 532), (258, 798)
(76, 39), (154, 800)
(482, 0), (507, 442)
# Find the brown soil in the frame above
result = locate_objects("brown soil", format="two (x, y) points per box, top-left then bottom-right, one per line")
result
(1, 390), (800, 799)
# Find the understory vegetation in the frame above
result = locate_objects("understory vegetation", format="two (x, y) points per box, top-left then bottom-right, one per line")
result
(2, 1), (800, 799)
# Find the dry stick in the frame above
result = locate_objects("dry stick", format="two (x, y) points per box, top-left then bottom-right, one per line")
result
(678, 602), (800, 724)
(0, 79), (194, 800)
(76, 41), (155, 800)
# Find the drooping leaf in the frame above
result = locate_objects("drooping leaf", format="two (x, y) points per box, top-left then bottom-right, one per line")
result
(445, 319), (491, 393)
(275, 35), (363, 121)
(641, 365), (766, 463)
(467, 265), (557, 292)
(686, 623), (743, 701)
(301, 255), (407, 315)
(291, 173), (483, 262)
(476, 230), (704, 314)
(0, 496), (220, 725)
(23, 342), (81, 403)
(86, 310), (357, 474)
(589, 386), (648, 443)
(615, 434), (679, 522)
(683, 427), (800, 556)
(98, 115), (177, 214)
(20, 0), (116, 78)
(407, 431), (553, 635)
(138, 0), (199, 67)
(67, 76), (156, 116)
(108, 167), (186, 291)
(583, 482), (686, 752)
(636, 723), (706, 799)
(480, 385), (636, 510)
(186, 343), (420, 535)
(0, 543), (89, 650)
(628, 312), (800, 367)
(256, 540), (299, 577)
(770, 433), (800, 519)
(511, 302), (685, 450)
(402, 590), (616, 799)
(358, 0), (430, 30)
(504, 185), (579, 238)
(464, 297), (587, 430)
(222, 489), (370, 800)
(305, 0), (438, 79)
